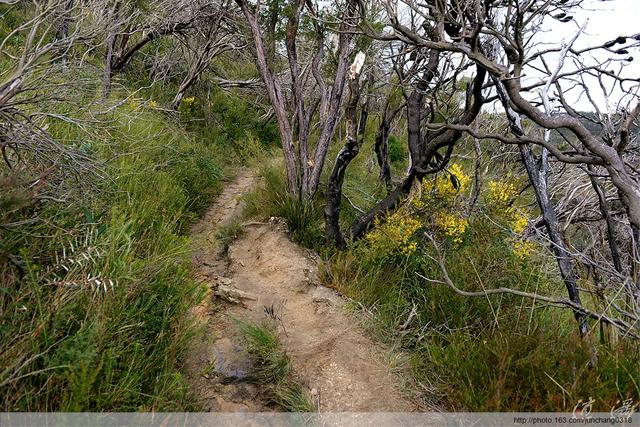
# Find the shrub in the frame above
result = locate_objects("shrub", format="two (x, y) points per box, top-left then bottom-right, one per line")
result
(238, 320), (314, 412)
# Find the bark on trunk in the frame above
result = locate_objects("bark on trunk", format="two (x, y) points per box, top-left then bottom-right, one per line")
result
(587, 166), (623, 274)
(520, 145), (588, 335)
(374, 109), (392, 189)
(235, 0), (299, 195)
(102, 31), (116, 100)
(306, 0), (360, 197)
(349, 171), (421, 239)
(325, 66), (364, 248)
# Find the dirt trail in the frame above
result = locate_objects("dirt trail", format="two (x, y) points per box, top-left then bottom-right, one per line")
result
(187, 169), (416, 412)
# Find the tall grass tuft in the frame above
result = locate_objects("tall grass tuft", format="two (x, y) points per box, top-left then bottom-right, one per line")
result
(243, 162), (324, 250)
(237, 320), (314, 412)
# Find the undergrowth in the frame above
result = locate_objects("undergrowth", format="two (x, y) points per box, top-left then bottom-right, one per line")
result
(320, 166), (640, 411)
(244, 150), (640, 412)
(0, 102), (226, 410)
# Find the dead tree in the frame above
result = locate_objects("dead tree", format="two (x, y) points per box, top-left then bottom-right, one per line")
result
(378, 0), (640, 335)
(170, 1), (242, 109)
(234, 0), (363, 198)
(349, 47), (487, 240)
(325, 52), (367, 248)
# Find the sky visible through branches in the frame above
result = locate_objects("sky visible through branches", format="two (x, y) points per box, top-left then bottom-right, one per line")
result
(536, 0), (639, 111)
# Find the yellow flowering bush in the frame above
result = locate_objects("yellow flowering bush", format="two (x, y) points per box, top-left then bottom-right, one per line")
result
(128, 98), (141, 109)
(366, 212), (422, 256)
(434, 212), (469, 244)
(423, 163), (471, 200)
(487, 180), (518, 206)
(148, 100), (158, 109)
(411, 197), (426, 209)
(486, 179), (530, 235)
(182, 96), (196, 105)
(508, 208), (529, 234)
(512, 240), (536, 260)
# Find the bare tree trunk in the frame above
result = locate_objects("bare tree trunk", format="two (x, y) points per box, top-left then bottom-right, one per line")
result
(111, 32), (155, 72)
(587, 166), (623, 274)
(325, 63), (365, 248)
(467, 119), (482, 214)
(493, 75), (588, 334)
(285, 0), (308, 196)
(265, 0), (278, 69)
(520, 145), (588, 335)
(235, 0), (299, 195)
(171, 59), (206, 110)
(102, 30), (116, 100)
(374, 108), (392, 189)
(306, 0), (360, 197)
(54, 0), (75, 66)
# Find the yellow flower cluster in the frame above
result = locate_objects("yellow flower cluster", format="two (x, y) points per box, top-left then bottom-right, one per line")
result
(508, 208), (529, 234)
(148, 100), (158, 109)
(513, 240), (535, 260)
(182, 96), (196, 105)
(487, 180), (518, 206)
(423, 163), (471, 200)
(411, 197), (426, 209)
(366, 213), (422, 255)
(435, 212), (468, 244)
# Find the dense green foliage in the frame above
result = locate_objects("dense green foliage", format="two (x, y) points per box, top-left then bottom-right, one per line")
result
(1, 99), (229, 409)
(0, 33), (278, 410)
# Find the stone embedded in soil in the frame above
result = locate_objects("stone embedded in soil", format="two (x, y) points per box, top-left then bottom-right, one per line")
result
(211, 337), (253, 380)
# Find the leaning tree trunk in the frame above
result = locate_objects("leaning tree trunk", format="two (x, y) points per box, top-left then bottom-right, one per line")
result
(349, 64), (486, 240)
(493, 75), (588, 334)
(520, 145), (588, 335)
(235, 0), (299, 195)
(587, 166), (623, 274)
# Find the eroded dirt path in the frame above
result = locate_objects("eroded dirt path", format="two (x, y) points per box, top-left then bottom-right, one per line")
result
(187, 169), (416, 411)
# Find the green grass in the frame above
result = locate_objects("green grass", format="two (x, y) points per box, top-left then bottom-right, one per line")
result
(0, 104), (222, 410)
(243, 161), (325, 251)
(215, 219), (245, 253)
(237, 320), (314, 412)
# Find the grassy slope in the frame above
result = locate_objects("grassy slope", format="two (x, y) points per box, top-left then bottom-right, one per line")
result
(1, 102), (220, 410)
(0, 55), (275, 411)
